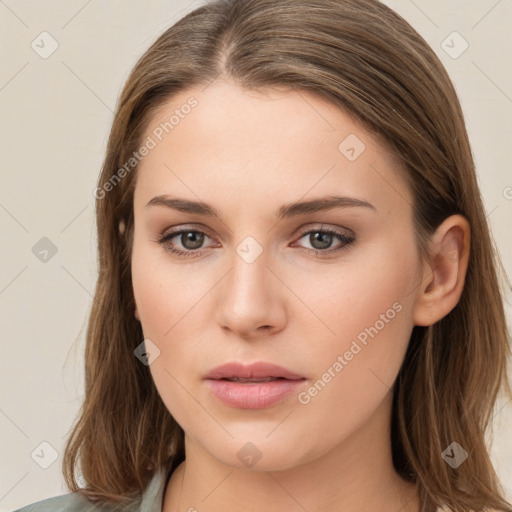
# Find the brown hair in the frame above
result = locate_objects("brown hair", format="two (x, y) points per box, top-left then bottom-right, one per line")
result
(62, 1), (512, 510)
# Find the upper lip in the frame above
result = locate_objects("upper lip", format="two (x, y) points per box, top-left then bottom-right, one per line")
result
(204, 362), (305, 380)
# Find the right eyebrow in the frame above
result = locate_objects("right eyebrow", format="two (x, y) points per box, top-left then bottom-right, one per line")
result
(145, 196), (220, 217)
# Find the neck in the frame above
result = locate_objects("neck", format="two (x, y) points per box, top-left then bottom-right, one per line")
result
(162, 391), (420, 512)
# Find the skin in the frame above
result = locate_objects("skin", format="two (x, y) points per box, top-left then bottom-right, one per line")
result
(130, 79), (470, 512)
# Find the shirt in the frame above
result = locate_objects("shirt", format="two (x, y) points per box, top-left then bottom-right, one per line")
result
(13, 467), (443, 512)
(12, 466), (170, 512)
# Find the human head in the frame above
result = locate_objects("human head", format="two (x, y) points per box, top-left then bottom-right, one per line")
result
(64, 1), (511, 510)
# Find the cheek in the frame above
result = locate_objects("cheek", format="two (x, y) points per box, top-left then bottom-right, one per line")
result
(131, 242), (207, 426)
(293, 234), (417, 346)
(131, 238), (209, 340)
(287, 260), (417, 462)
(292, 234), (419, 400)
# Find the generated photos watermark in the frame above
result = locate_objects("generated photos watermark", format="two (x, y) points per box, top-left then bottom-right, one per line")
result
(298, 301), (403, 405)
(94, 97), (198, 200)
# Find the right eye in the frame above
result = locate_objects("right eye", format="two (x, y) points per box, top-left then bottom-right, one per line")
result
(156, 228), (216, 257)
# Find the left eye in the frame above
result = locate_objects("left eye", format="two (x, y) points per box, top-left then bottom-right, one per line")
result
(156, 227), (355, 257)
(295, 229), (354, 252)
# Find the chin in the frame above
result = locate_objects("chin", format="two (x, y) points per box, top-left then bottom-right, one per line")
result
(203, 435), (317, 473)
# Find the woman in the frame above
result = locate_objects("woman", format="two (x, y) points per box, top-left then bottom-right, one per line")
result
(15, 0), (512, 511)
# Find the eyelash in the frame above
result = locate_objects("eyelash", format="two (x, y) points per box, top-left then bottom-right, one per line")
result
(154, 226), (355, 259)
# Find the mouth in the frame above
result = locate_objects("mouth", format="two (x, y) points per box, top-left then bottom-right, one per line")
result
(219, 377), (294, 383)
(204, 361), (305, 381)
(204, 362), (306, 409)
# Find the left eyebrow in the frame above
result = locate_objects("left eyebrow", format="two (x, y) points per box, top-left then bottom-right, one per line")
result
(276, 196), (377, 219)
(145, 195), (377, 219)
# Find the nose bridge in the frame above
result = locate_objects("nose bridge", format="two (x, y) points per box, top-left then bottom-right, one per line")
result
(228, 237), (271, 311)
(215, 234), (285, 335)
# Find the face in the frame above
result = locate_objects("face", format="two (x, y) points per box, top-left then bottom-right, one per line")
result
(131, 80), (423, 471)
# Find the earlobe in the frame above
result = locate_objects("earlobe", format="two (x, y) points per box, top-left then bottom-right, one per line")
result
(412, 215), (471, 327)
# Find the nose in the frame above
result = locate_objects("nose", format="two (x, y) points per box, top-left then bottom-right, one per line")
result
(213, 244), (287, 340)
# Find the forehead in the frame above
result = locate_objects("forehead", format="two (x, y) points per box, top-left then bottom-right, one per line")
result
(134, 80), (412, 216)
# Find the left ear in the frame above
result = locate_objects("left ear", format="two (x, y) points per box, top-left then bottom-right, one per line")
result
(412, 214), (471, 327)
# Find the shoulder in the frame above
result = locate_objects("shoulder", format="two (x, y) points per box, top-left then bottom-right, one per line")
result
(12, 464), (172, 512)
(12, 491), (138, 512)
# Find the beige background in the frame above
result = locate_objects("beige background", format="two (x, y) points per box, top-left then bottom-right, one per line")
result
(0, 0), (511, 510)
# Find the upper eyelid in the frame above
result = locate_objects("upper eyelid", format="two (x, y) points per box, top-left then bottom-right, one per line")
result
(161, 225), (217, 242)
(161, 222), (353, 235)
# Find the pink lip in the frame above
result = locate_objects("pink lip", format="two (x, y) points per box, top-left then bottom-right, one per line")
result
(204, 362), (306, 409)
(204, 361), (305, 380)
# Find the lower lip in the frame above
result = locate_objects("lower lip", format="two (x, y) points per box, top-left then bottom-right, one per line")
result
(205, 378), (306, 409)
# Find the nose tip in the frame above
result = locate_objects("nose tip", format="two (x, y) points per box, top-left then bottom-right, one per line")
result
(214, 253), (286, 339)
